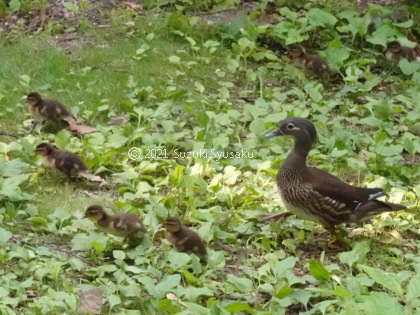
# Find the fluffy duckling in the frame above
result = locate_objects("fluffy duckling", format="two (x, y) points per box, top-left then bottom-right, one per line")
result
(163, 217), (207, 262)
(384, 41), (420, 62)
(84, 205), (147, 240)
(26, 92), (75, 121)
(288, 44), (330, 78)
(35, 143), (87, 177)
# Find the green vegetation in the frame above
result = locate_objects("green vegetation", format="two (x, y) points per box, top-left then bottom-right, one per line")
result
(0, 0), (419, 314)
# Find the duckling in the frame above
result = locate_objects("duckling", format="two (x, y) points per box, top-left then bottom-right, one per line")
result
(288, 44), (331, 78)
(384, 41), (420, 62)
(34, 143), (87, 177)
(26, 92), (96, 135)
(163, 217), (207, 262)
(84, 205), (147, 240)
(26, 92), (75, 121)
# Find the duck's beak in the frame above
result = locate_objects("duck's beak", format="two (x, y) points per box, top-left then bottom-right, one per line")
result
(265, 129), (283, 137)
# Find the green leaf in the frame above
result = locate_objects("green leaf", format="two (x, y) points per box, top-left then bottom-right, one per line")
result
(3, 159), (28, 176)
(182, 286), (214, 301)
(167, 251), (191, 270)
(399, 58), (420, 75)
(169, 56), (180, 64)
(393, 20), (413, 28)
(0, 174), (31, 199)
(358, 265), (403, 296)
(182, 270), (197, 283)
(156, 274), (181, 297)
(113, 250), (126, 261)
(55, 129), (71, 148)
(9, 0), (20, 12)
(249, 118), (265, 136)
(276, 284), (292, 299)
(304, 82), (323, 102)
(63, 2), (79, 13)
(274, 257), (298, 278)
(307, 8), (338, 27)
(0, 227), (12, 244)
(406, 273), (420, 302)
(227, 275), (253, 293)
(309, 260), (330, 280)
(157, 299), (182, 314)
(108, 294), (121, 309)
(358, 292), (404, 315)
(107, 133), (128, 148)
(338, 241), (370, 268)
(333, 286), (352, 298)
(224, 302), (253, 313)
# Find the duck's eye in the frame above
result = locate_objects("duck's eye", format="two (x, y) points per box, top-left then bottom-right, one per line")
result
(287, 123), (294, 129)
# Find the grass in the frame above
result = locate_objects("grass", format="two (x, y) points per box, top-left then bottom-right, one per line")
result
(0, 14), (232, 131)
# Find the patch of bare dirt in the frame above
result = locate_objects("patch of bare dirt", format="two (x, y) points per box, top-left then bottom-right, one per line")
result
(0, 0), (143, 35)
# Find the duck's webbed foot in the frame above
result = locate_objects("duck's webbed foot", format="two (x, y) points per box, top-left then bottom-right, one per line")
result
(261, 211), (293, 223)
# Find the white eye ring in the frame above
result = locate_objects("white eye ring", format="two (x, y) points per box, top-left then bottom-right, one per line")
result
(287, 123), (294, 129)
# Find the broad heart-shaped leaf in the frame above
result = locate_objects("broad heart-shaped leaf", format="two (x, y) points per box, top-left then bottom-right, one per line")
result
(338, 241), (370, 268)
(357, 292), (404, 315)
(113, 250), (126, 261)
(0, 227), (12, 244)
(366, 20), (400, 47)
(273, 257), (298, 278)
(321, 40), (351, 68)
(249, 118), (266, 136)
(156, 274), (181, 298)
(0, 174), (30, 198)
(3, 159), (28, 177)
(358, 265), (403, 296)
(107, 133), (128, 148)
(226, 275), (253, 293)
(304, 82), (323, 102)
(9, 0), (21, 12)
(309, 260), (330, 280)
(182, 286), (214, 301)
(167, 251), (191, 270)
(307, 8), (337, 27)
(399, 58), (420, 75)
(406, 273), (420, 302)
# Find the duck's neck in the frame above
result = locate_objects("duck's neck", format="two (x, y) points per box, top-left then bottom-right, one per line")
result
(98, 213), (109, 225)
(284, 135), (313, 169)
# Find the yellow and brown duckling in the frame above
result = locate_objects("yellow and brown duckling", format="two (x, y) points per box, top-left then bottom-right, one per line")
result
(35, 143), (87, 177)
(163, 217), (207, 262)
(84, 205), (147, 240)
(288, 44), (331, 78)
(26, 92), (75, 121)
(384, 41), (420, 62)
(264, 117), (406, 231)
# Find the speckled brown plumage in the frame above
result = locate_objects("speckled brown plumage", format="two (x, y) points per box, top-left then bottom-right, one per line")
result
(163, 217), (207, 262)
(26, 92), (76, 121)
(35, 143), (87, 177)
(288, 44), (331, 78)
(85, 205), (147, 239)
(265, 117), (406, 228)
(384, 41), (420, 62)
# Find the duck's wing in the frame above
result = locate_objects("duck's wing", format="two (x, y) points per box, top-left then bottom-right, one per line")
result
(307, 167), (385, 211)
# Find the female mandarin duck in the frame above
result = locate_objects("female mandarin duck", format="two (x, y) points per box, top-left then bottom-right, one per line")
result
(264, 117), (406, 229)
